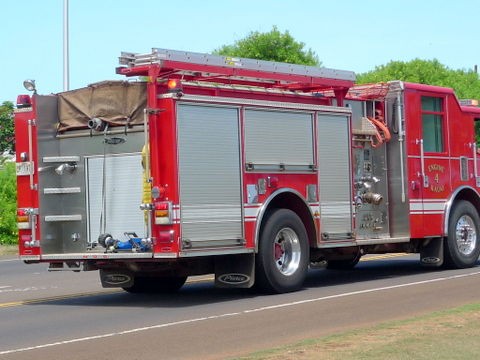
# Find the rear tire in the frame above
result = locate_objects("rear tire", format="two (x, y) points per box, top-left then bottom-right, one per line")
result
(123, 276), (187, 293)
(255, 209), (309, 293)
(444, 200), (480, 269)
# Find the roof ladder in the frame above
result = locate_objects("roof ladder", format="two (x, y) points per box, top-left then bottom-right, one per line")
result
(117, 48), (356, 93)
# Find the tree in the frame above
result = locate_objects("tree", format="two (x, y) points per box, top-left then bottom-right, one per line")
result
(358, 59), (480, 145)
(214, 26), (320, 66)
(0, 101), (15, 154)
(357, 59), (480, 99)
(0, 102), (16, 245)
(0, 161), (17, 245)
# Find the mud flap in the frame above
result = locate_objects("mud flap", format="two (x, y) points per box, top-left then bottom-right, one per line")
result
(99, 269), (135, 288)
(420, 238), (444, 268)
(215, 253), (255, 288)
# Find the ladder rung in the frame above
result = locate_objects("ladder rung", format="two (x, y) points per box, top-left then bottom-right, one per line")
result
(43, 156), (80, 163)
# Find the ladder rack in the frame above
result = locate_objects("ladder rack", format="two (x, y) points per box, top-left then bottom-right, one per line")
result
(117, 48), (355, 93)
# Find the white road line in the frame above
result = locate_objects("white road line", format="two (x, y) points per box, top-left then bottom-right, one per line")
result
(0, 286), (11, 290)
(0, 258), (19, 263)
(1, 270), (480, 355)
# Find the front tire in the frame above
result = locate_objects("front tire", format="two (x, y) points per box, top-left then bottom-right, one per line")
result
(255, 209), (309, 293)
(444, 200), (480, 269)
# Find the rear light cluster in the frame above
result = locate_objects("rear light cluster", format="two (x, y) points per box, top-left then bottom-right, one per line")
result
(17, 209), (31, 229)
(154, 201), (172, 225)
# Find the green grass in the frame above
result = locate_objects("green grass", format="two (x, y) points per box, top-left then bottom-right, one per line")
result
(0, 244), (17, 256)
(233, 303), (480, 360)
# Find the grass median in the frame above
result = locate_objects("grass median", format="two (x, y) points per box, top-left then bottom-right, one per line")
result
(234, 302), (480, 360)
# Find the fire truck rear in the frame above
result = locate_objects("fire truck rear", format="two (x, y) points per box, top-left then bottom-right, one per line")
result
(14, 49), (480, 293)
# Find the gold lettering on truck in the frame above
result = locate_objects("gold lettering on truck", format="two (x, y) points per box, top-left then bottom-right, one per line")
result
(427, 163), (446, 193)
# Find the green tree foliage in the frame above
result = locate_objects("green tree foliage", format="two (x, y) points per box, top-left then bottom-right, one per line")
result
(357, 59), (480, 99)
(358, 59), (480, 144)
(0, 101), (15, 154)
(0, 161), (17, 245)
(0, 102), (16, 245)
(214, 26), (320, 66)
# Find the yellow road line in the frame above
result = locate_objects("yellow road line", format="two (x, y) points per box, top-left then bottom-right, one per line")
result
(0, 290), (122, 308)
(0, 276), (215, 308)
(361, 253), (410, 262)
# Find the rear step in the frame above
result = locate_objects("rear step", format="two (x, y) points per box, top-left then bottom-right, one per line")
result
(48, 262), (82, 272)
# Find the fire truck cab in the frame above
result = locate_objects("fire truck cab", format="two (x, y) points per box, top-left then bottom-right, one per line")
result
(14, 49), (480, 293)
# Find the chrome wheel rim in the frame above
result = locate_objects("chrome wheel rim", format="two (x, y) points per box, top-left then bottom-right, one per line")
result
(273, 227), (301, 276)
(455, 215), (477, 256)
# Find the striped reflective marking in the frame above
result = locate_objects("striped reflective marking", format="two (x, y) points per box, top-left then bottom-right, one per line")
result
(244, 203), (320, 223)
(244, 205), (261, 222)
(410, 199), (446, 215)
(172, 205), (180, 224)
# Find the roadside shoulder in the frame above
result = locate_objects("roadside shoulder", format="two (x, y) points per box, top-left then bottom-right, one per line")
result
(0, 245), (18, 257)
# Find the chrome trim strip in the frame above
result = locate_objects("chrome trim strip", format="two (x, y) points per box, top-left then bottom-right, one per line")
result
(153, 253), (178, 259)
(40, 253), (154, 260)
(27, 119), (36, 190)
(162, 93), (352, 114)
(45, 215), (82, 222)
(44, 187), (81, 194)
(179, 248), (253, 257)
(355, 236), (410, 246)
(19, 255), (41, 261)
(43, 156), (81, 163)
(317, 241), (357, 249)
(317, 237), (411, 248)
(472, 142), (480, 186)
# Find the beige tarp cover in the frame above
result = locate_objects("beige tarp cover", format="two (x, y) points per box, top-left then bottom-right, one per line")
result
(57, 81), (147, 132)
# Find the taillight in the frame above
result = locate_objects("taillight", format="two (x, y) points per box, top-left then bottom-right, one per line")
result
(154, 201), (172, 225)
(17, 209), (31, 229)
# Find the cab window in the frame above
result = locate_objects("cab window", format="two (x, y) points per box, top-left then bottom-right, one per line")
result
(421, 96), (444, 152)
(475, 118), (480, 147)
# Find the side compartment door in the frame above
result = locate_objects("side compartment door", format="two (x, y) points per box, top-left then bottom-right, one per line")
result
(317, 113), (353, 240)
(177, 104), (243, 250)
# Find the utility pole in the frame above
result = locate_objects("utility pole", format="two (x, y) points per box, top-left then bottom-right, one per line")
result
(63, 0), (69, 91)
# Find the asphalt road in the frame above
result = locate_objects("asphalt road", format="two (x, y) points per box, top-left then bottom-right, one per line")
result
(1, 254), (480, 359)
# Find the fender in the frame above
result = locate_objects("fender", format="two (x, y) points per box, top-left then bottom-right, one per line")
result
(253, 188), (313, 251)
(443, 185), (480, 236)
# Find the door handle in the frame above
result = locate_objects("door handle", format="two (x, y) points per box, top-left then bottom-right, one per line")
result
(416, 139), (429, 188)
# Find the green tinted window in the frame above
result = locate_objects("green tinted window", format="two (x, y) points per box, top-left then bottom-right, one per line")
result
(421, 96), (444, 152)
(421, 97), (442, 112)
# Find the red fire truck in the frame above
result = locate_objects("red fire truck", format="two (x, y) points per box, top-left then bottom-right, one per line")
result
(14, 48), (480, 293)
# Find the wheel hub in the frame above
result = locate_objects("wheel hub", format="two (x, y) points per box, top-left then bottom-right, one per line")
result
(273, 227), (301, 276)
(455, 215), (477, 256)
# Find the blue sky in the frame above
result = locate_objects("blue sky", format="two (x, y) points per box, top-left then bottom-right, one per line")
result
(1, 0), (479, 103)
